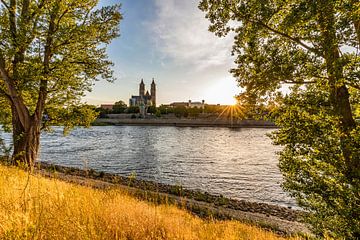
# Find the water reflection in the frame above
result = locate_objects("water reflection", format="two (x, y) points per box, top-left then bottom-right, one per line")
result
(36, 126), (295, 207)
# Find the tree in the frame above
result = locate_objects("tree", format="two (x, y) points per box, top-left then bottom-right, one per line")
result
(173, 106), (188, 118)
(158, 104), (173, 114)
(188, 107), (202, 118)
(112, 100), (127, 113)
(147, 105), (156, 114)
(200, 0), (359, 238)
(126, 106), (139, 114)
(155, 109), (161, 118)
(203, 104), (222, 114)
(0, 0), (122, 167)
(45, 104), (99, 134)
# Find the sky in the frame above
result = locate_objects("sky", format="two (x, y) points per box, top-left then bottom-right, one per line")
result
(83, 0), (240, 106)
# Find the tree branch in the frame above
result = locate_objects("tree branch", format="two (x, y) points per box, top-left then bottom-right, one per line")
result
(254, 20), (320, 55)
(347, 81), (360, 90)
(53, 8), (92, 50)
(20, 0), (30, 22)
(225, 4), (321, 57)
(30, 0), (46, 19)
(283, 80), (316, 84)
(354, 19), (360, 48)
(0, 83), (11, 100)
(0, 52), (30, 129)
(0, 0), (10, 10)
(9, 0), (17, 44)
(54, 8), (69, 32)
(35, 6), (58, 119)
(0, 86), (11, 102)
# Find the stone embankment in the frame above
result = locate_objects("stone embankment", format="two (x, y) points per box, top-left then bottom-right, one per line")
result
(94, 118), (276, 128)
(37, 162), (309, 236)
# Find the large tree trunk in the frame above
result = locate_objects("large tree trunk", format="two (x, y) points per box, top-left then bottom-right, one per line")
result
(11, 105), (41, 168)
(317, 1), (355, 127)
(318, 1), (358, 179)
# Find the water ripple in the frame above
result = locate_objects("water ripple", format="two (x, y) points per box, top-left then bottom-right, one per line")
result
(36, 126), (296, 207)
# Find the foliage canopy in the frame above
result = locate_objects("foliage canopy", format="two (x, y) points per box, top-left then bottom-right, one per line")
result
(113, 100), (127, 113)
(0, 0), (122, 165)
(199, 0), (359, 238)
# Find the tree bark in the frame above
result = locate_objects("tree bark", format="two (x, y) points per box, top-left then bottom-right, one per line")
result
(355, 19), (360, 47)
(318, 0), (358, 179)
(350, 0), (360, 47)
(318, 1), (355, 127)
(11, 105), (41, 168)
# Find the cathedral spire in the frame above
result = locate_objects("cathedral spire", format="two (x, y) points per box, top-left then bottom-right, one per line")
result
(151, 78), (156, 107)
(139, 78), (145, 97)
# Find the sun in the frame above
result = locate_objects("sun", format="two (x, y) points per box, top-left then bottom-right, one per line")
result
(214, 100), (245, 124)
(203, 78), (241, 105)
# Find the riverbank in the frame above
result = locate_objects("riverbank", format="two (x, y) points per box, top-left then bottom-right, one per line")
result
(1, 164), (300, 240)
(37, 162), (309, 236)
(93, 118), (276, 128)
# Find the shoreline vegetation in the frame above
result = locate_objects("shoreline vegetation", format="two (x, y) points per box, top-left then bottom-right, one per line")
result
(0, 164), (306, 240)
(93, 118), (276, 128)
(36, 162), (309, 236)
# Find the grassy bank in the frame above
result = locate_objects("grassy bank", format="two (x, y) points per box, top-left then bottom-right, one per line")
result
(0, 165), (299, 240)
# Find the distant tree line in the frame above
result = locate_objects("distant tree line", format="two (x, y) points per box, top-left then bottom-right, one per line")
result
(97, 98), (283, 120)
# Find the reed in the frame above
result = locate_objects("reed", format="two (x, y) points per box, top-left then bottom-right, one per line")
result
(0, 165), (300, 240)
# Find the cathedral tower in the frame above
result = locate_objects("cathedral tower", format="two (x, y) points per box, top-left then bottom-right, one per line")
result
(151, 78), (156, 106)
(139, 79), (145, 97)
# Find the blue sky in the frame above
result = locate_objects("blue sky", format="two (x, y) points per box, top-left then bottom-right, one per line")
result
(84, 0), (240, 106)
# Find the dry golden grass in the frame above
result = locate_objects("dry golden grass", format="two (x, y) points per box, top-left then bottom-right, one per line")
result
(0, 165), (300, 240)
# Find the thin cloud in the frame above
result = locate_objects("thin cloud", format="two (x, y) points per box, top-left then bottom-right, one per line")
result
(148, 0), (234, 71)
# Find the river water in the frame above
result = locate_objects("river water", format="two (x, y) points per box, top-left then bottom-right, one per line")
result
(2, 126), (296, 207)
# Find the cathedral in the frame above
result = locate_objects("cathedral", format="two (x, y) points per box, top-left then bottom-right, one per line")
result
(129, 78), (156, 107)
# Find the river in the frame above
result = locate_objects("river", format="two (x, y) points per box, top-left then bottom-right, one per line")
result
(2, 126), (296, 207)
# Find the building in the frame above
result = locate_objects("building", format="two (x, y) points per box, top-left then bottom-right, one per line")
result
(170, 100), (205, 109)
(129, 78), (156, 107)
(169, 102), (188, 108)
(100, 104), (114, 110)
(188, 100), (205, 109)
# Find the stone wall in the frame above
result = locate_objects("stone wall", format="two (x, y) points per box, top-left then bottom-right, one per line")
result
(94, 117), (276, 128)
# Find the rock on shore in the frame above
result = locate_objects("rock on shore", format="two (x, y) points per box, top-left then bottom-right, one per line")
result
(37, 162), (309, 236)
